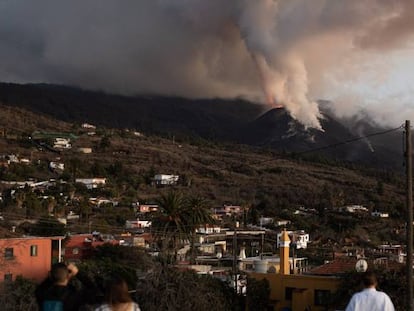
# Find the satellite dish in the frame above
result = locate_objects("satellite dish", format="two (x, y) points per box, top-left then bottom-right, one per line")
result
(355, 259), (368, 272)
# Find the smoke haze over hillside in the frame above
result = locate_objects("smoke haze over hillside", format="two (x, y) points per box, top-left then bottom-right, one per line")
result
(0, 0), (413, 128)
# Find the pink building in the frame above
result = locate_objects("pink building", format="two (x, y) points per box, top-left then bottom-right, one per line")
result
(0, 236), (64, 282)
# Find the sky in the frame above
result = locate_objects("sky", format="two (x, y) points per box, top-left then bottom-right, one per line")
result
(0, 0), (413, 129)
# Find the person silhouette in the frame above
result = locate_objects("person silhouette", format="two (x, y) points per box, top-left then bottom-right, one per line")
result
(345, 271), (395, 311)
(94, 276), (141, 311)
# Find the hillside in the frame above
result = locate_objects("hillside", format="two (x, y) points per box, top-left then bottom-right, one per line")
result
(0, 82), (404, 169)
(0, 104), (406, 248)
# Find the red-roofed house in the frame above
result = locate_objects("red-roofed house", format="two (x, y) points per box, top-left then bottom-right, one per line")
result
(63, 234), (119, 261)
(308, 257), (404, 276)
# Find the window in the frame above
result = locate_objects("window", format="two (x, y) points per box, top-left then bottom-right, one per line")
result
(314, 289), (331, 306)
(72, 248), (79, 255)
(4, 248), (13, 259)
(4, 273), (12, 282)
(30, 245), (38, 257)
(285, 287), (294, 300)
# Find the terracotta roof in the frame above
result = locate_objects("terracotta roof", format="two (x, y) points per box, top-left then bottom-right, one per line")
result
(308, 258), (357, 275)
(308, 257), (405, 275)
(65, 234), (118, 248)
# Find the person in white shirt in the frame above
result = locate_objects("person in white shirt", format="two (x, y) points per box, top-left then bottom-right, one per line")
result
(345, 271), (395, 311)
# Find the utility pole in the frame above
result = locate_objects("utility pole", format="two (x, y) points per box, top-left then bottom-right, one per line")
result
(406, 120), (413, 311)
(233, 221), (239, 293)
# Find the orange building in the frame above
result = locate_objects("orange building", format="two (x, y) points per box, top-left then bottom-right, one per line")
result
(248, 229), (341, 310)
(0, 236), (64, 282)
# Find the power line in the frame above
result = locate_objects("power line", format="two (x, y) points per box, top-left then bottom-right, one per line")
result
(296, 125), (404, 156)
(251, 124), (404, 169)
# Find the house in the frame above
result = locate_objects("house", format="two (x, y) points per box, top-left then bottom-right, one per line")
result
(7, 154), (19, 163)
(225, 229), (266, 258)
(239, 254), (309, 275)
(259, 217), (274, 226)
(275, 219), (291, 227)
(277, 230), (310, 249)
(341, 205), (368, 213)
(49, 161), (65, 171)
(223, 205), (243, 215)
(196, 224), (222, 234)
(0, 236), (64, 282)
(125, 219), (152, 229)
(19, 158), (30, 165)
(308, 256), (403, 276)
(89, 197), (118, 207)
(371, 211), (389, 218)
(248, 230), (341, 311)
(153, 174), (179, 186)
(53, 138), (72, 149)
(211, 205), (244, 219)
(81, 123), (96, 130)
(134, 204), (159, 213)
(75, 178), (106, 189)
(66, 211), (80, 221)
(77, 147), (93, 154)
(375, 244), (404, 263)
(63, 233), (118, 261)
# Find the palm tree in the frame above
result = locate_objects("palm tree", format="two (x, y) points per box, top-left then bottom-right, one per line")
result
(152, 191), (187, 263)
(184, 196), (215, 264)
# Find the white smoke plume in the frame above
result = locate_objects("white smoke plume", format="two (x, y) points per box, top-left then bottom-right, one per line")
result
(0, 0), (413, 129)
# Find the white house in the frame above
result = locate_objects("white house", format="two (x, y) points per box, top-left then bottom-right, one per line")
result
(153, 174), (179, 186)
(196, 224), (222, 234)
(277, 230), (310, 249)
(54, 138), (71, 149)
(75, 178), (106, 189)
(82, 123), (96, 130)
(19, 158), (31, 165)
(89, 197), (118, 207)
(125, 219), (151, 229)
(342, 205), (368, 213)
(49, 162), (65, 171)
(7, 154), (19, 163)
(275, 219), (291, 227)
(77, 147), (92, 154)
(371, 211), (389, 218)
(259, 217), (274, 226)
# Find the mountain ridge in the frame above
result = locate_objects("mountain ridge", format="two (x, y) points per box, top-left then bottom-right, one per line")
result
(0, 82), (403, 169)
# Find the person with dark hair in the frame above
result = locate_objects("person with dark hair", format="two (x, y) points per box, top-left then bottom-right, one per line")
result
(35, 262), (95, 311)
(345, 271), (395, 311)
(94, 277), (141, 311)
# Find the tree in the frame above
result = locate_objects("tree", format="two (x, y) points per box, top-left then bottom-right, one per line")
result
(67, 157), (82, 181)
(0, 276), (37, 311)
(99, 136), (111, 150)
(77, 244), (155, 291)
(78, 198), (92, 223)
(136, 265), (239, 311)
(246, 277), (270, 311)
(152, 191), (187, 263)
(28, 216), (66, 236)
(377, 180), (384, 195)
(184, 195), (214, 264)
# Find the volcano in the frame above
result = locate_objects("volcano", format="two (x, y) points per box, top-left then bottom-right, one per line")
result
(239, 107), (402, 168)
(0, 82), (403, 169)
